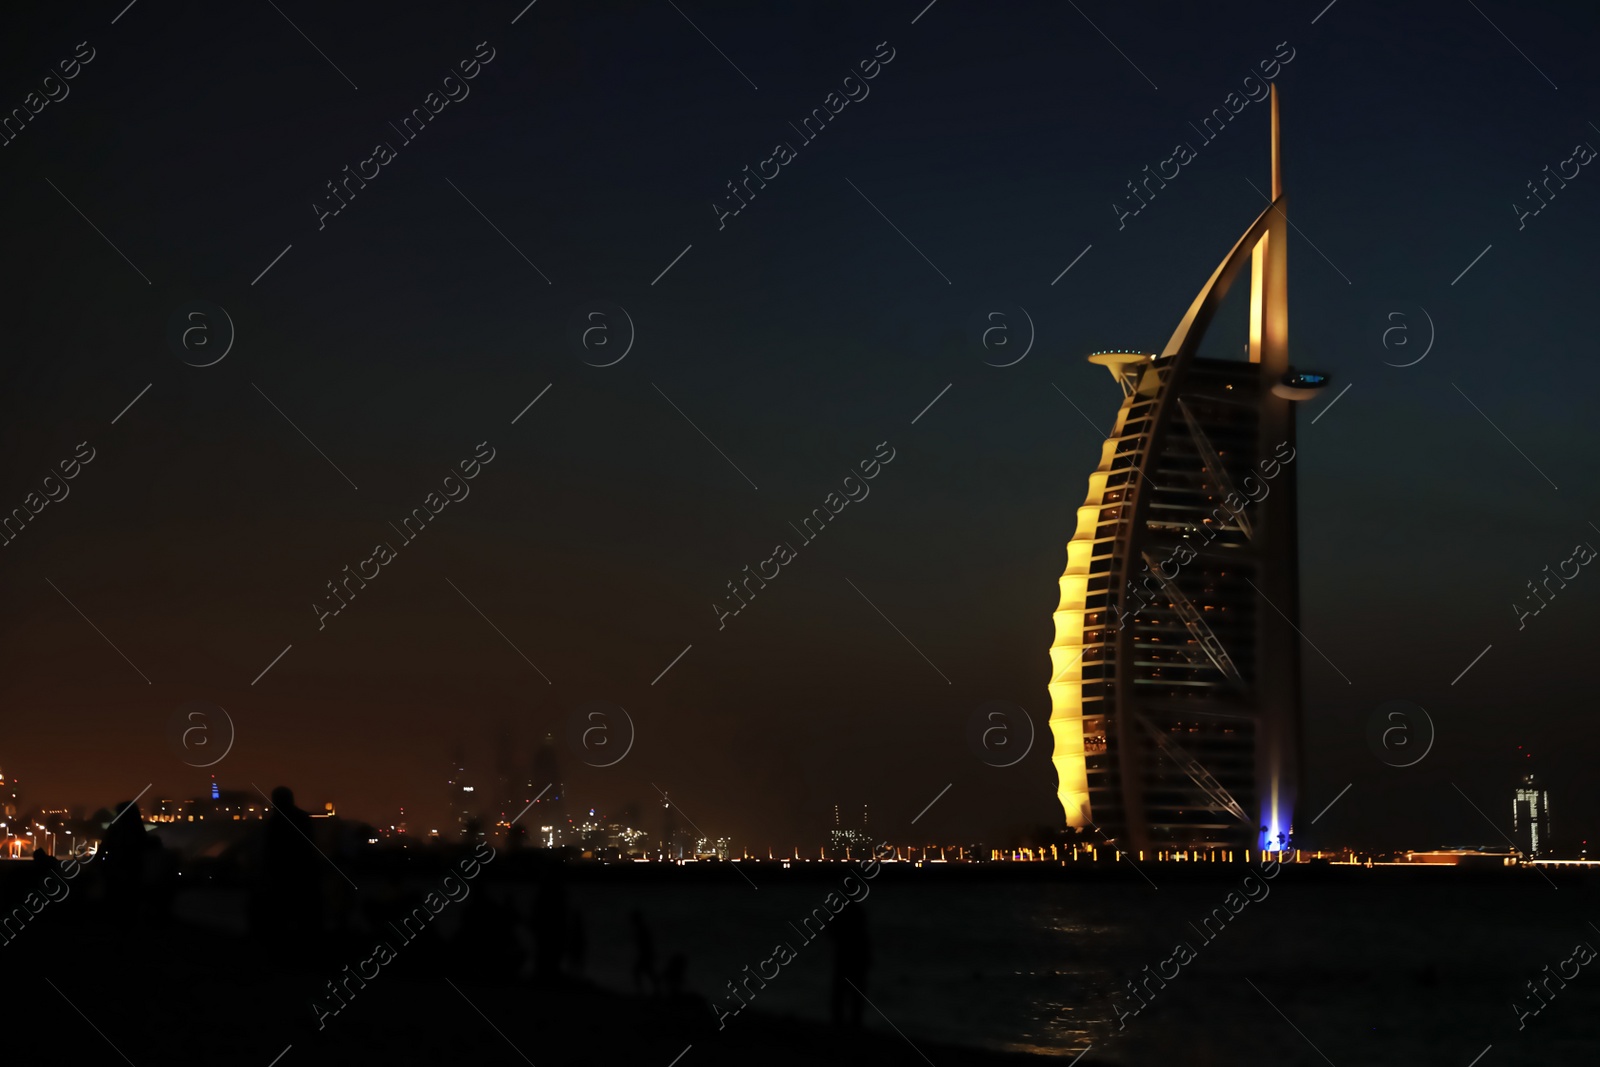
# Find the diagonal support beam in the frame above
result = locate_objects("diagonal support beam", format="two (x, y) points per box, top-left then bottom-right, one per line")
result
(1136, 713), (1249, 822)
(1140, 550), (1242, 682)
(1178, 397), (1253, 541)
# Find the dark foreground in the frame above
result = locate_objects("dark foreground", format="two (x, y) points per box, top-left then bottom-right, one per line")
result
(8, 919), (1043, 1067)
(9, 855), (1600, 1064)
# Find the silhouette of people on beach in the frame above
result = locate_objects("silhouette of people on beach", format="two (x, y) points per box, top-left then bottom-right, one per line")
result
(260, 786), (321, 939)
(458, 885), (521, 983)
(661, 951), (688, 999)
(565, 908), (587, 977)
(31, 847), (61, 878)
(27, 848), (66, 928)
(531, 859), (569, 984)
(631, 910), (659, 995)
(829, 900), (871, 1026)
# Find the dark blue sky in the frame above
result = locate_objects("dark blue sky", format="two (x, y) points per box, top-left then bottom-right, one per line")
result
(1, 0), (1597, 849)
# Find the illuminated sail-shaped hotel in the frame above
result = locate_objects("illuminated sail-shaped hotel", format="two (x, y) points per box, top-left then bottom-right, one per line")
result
(1048, 86), (1323, 854)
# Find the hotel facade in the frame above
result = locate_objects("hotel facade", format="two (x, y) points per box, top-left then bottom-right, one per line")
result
(1048, 87), (1322, 854)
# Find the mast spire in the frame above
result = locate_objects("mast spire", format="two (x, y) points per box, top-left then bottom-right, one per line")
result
(1270, 82), (1282, 200)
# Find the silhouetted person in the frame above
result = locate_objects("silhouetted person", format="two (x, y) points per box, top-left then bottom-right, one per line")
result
(829, 901), (871, 1026)
(531, 860), (569, 983)
(261, 786), (320, 939)
(100, 800), (149, 926)
(24, 849), (66, 932)
(146, 835), (181, 926)
(374, 891), (446, 974)
(661, 952), (688, 999)
(458, 887), (521, 983)
(566, 908), (587, 977)
(631, 910), (658, 995)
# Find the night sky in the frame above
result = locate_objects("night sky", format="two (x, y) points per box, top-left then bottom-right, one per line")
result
(3, 0), (1598, 851)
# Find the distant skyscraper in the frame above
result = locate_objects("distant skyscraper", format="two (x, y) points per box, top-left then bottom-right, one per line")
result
(661, 791), (677, 858)
(1047, 86), (1318, 854)
(494, 719), (517, 829)
(531, 733), (563, 808)
(529, 732), (565, 847)
(448, 746), (476, 839)
(828, 801), (871, 857)
(1513, 774), (1551, 858)
(0, 767), (18, 834)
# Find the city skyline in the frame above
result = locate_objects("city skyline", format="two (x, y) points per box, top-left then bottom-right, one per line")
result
(2, 744), (1586, 861)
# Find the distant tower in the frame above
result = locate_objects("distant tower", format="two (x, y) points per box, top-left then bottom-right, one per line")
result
(493, 719), (517, 830)
(448, 746), (476, 840)
(0, 767), (18, 831)
(828, 801), (871, 857)
(210, 775), (220, 801)
(1513, 773), (1551, 858)
(531, 733), (563, 809)
(530, 732), (565, 847)
(661, 791), (677, 859)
